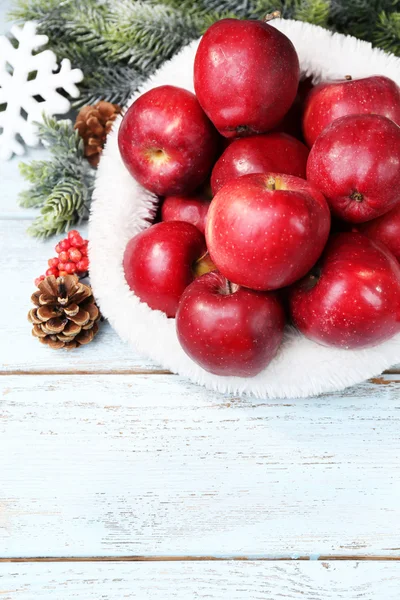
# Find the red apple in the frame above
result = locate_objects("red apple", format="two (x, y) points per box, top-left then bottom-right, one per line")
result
(211, 132), (309, 195)
(176, 271), (285, 376)
(303, 75), (400, 147)
(358, 204), (400, 261)
(194, 18), (299, 138)
(118, 85), (218, 196)
(161, 193), (211, 233)
(307, 114), (400, 223)
(289, 232), (400, 349)
(123, 221), (206, 317)
(206, 173), (330, 291)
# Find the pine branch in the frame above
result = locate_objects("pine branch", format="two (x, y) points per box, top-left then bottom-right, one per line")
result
(92, 1), (206, 69)
(329, 0), (398, 42)
(9, 0), (65, 27)
(74, 65), (145, 107)
(18, 116), (95, 237)
(161, 0), (252, 16)
(199, 0), (255, 16)
(37, 115), (83, 157)
(18, 185), (51, 209)
(18, 159), (66, 208)
(374, 10), (400, 55)
(28, 178), (90, 239)
(250, 0), (293, 19)
(294, 0), (330, 27)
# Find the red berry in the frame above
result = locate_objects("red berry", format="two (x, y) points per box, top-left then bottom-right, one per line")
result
(76, 257), (89, 272)
(59, 239), (71, 251)
(55, 243), (62, 254)
(34, 275), (45, 287)
(58, 250), (69, 262)
(70, 235), (84, 248)
(48, 257), (60, 268)
(80, 245), (88, 257)
(58, 262), (66, 271)
(65, 261), (77, 274)
(46, 267), (59, 277)
(59, 270), (67, 276)
(68, 229), (80, 240)
(68, 247), (82, 263)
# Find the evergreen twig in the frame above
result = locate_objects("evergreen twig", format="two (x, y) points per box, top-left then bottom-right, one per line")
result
(18, 116), (95, 238)
(374, 10), (400, 54)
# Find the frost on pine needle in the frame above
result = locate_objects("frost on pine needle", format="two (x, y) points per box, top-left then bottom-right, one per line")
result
(19, 116), (95, 238)
(0, 21), (83, 160)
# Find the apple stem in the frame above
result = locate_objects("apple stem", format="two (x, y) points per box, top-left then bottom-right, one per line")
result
(345, 75), (352, 80)
(303, 266), (322, 291)
(350, 191), (363, 203)
(221, 279), (239, 295)
(266, 177), (276, 191)
(263, 10), (281, 22)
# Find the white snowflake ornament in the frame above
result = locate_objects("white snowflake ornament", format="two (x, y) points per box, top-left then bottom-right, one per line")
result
(0, 21), (84, 160)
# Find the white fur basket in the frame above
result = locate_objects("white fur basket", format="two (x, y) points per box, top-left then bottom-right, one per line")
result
(89, 19), (400, 398)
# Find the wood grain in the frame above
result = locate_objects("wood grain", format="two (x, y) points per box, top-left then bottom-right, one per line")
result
(2, 554), (400, 562)
(2, 3), (400, 590)
(1, 374), (400, 559)
(1, 561), (400, 599)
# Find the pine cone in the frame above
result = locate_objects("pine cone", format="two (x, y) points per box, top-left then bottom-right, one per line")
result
(75, 101), (121, 167)
(28, 275), (100, 350)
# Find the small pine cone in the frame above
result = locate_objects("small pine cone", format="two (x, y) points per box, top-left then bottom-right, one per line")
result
(28, 275), (101, 350)
(75, 100), (122, 167)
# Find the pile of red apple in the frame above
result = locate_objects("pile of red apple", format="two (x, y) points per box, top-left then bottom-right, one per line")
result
(118, 16), (400, 378)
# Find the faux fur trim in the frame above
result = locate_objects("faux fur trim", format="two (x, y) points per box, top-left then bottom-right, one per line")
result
(89, 19), (400, 398)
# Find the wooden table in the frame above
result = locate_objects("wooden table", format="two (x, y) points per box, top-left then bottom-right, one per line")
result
(1, 7), (400, 598)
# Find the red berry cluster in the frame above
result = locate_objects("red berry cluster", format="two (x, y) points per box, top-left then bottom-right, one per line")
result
(35, 230), (89, 287)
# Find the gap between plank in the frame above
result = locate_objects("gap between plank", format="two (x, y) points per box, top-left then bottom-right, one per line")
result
(0, 371), (399, 381)
(1, 556), (400, 563)
(0, 369), (171, 376)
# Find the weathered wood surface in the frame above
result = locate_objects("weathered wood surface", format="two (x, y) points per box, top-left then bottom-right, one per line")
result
(1, 5), (400, 593)
(1, 562), (400, 599)
(1, 373), (400, 558)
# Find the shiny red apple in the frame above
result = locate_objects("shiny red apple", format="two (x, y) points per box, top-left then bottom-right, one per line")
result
(303, 75), (400, 147)
(176, 271), (285, 376)
(161, 193), (211, 233)
(118, 85), (218, 196)
(206, 173), (331, 291)
(307, 114), (400, 223)
(194, 18), (299, 138)
(289, 232), (400, 349)
(123, 221), (206, 317)
(211, 133), (309, 195)
(358, 204), (400, 261)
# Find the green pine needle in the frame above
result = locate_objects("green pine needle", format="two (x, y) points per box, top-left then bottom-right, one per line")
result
(374, 10), (400, 54)
(74, 65), (145, 107)
(18, 116), (95, 237)
(251, 0), (289, 18)
(28, 179), (89, 239)
(294, 0), (330, 26)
